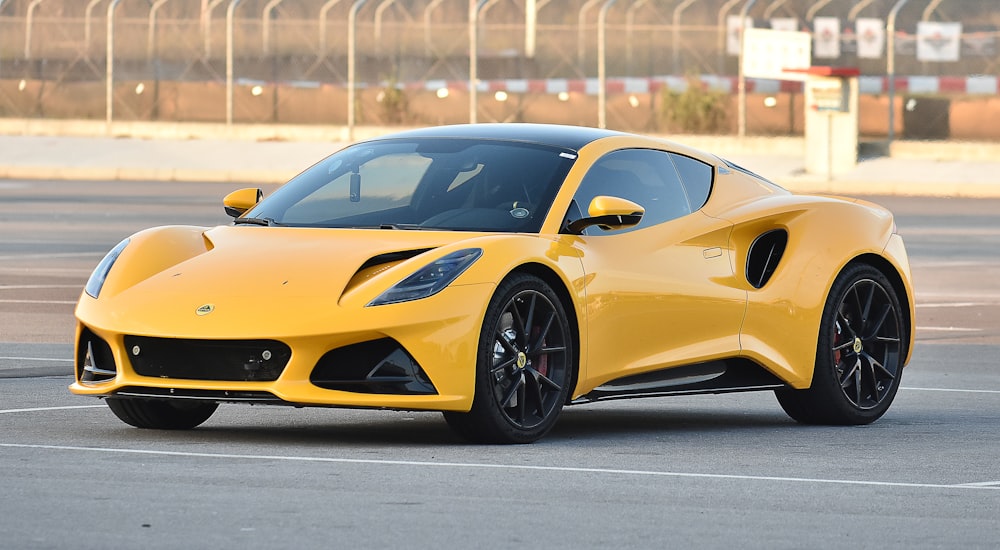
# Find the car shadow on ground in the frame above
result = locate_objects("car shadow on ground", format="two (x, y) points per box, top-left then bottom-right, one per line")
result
(78, 401), (812, 448)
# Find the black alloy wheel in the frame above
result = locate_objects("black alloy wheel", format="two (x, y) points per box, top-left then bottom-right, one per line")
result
(776, 264), (906, 425)
(444, 273), (573, 444)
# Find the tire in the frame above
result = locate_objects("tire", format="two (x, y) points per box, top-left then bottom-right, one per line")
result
(106, 398), (218, 430)
(444, 274), (574, 444)
(776, 263), (906, 425)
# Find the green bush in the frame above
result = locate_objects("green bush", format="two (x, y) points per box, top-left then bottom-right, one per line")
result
(377, 78), (410, 125)
(660, 75), (729, 134)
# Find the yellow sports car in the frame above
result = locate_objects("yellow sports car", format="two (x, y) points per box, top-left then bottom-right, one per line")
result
(72, 123), (914, 443)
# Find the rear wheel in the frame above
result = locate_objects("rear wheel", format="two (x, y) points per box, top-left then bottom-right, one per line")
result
(776, 264), (905, 425)
(444, 274), (573, 444)
(106, 398), (218, 430)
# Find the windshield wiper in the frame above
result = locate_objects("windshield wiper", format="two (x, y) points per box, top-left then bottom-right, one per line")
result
(234, 217), (282, 226)
(343, 224), (428, 230)
(378, 223), (425, 230)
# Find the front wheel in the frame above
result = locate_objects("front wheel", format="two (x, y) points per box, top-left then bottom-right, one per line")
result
(444, 274), (574, 444)
(776, 264), (906, 425)
(106, 398), (218, 430)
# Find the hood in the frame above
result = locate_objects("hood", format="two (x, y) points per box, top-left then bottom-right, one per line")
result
(94, 225), (483, 338)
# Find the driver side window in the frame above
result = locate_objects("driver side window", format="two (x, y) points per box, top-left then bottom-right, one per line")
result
(564, 149), (693, 235)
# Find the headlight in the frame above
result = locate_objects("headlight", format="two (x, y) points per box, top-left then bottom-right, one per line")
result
(85, 238), (130, 299)
(368, 248), (483, 306)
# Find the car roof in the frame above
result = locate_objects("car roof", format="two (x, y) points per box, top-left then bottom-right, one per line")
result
(365, 123), (627, 152)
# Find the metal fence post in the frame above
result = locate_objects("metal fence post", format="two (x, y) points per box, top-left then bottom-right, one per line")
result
(921, 0), (944, 21)
(625, 0), (650, 77)
(737, 0), (757, 138)
(848, 0), (878, 21)
(886, 0), (911, 145)
(319, 0), (347, 55)
(763, 0), (789, 19)
(805, 0), (835, 21)
(106, 0), (123, 128)
(525, 0), (537, 58)
(262, 0), (286, 55)
(373, 0), (400, 54)
(597, 0), (618, 129)
(716, 0), (742, 74)
(85, 0), (106, 54)
(24, 0), (47, 60)
(469, 0), (488, 124)
(672, 0), (697, 75)
(577, 0), (603, 72)
(348, 0), (369, 140)
(226, 0), (244, 126)
(204, 0), (227, 58)
(0, 0), (8, 83)
(422, 0), (446, 57)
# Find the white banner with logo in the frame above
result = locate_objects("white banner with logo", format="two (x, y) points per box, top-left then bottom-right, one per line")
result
(917, 21), (962, 62)
(855, 18), (885, 59)
(813, 17), (840, 59)
(727, 15), (754, 56)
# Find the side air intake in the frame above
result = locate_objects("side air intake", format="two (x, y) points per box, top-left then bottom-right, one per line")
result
(746, 229), (787, 289)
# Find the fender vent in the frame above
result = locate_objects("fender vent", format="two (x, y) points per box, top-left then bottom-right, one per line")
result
(746, 229), (787, 289)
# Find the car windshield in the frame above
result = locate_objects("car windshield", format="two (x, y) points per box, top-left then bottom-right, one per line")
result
(243, 137), (577, 232)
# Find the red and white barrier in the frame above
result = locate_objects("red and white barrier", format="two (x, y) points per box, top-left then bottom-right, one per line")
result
(414, 75), (1000, 96)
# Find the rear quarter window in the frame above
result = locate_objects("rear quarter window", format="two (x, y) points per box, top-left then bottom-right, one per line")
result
(669, 153), (714, 211)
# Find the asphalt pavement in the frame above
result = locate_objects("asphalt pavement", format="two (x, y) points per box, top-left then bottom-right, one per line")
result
(2, 133), (999, 548)
(2, 126), (1000, 197)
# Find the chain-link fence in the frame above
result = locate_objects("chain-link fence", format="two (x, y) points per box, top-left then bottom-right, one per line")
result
(0, 0), (997, 138)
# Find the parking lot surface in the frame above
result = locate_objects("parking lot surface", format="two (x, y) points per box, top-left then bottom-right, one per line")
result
(2, 179), (999, 549)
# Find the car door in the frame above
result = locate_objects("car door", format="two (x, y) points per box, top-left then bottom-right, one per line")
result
(562, 148), (746, 391)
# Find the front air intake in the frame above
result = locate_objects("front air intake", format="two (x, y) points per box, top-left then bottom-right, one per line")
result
(311, 338), (437, 395)
(124, 336), (290, 381)
(746, 229), (787, 289)
(78, 327), (117, 384)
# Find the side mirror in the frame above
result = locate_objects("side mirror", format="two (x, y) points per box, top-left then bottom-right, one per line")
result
(223, 188), (263, 218)
(566, 195), (644, 234)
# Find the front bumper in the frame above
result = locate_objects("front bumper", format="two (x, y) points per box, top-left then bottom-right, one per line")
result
(70, 283), (494, 412)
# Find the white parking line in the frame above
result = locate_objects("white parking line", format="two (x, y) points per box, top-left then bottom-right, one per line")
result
(0, 299), (77, 304)
(917, 292), (1000, 300)
(0, 253), (102, 261)
(0, 285), (81, 290)
(957, 481), (1000, 487)
(0, 405), (104, 414)
(917, 326), (983, 332)
(0, 356), (73, 362)
(901, 387), (1000, 395)
(916, 302), (987, 308)
(0, 268), (92, 275)
(0, 442), (996, 491)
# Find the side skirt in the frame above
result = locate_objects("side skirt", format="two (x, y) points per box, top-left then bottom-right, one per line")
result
(571, 358), (787, 404)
